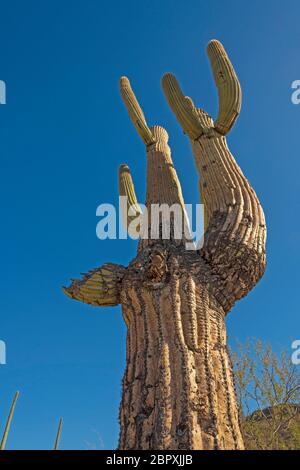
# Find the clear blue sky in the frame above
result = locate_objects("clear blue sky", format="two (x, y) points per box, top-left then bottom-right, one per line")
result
(0, 0), (299, 450)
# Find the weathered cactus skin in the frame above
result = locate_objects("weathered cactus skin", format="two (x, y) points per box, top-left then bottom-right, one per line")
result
(64, 40), (266, 450)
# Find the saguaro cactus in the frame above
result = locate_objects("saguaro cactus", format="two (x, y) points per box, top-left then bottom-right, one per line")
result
(63, 40), (266, 450)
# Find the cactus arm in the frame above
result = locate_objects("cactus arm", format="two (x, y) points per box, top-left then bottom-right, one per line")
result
(63, 263), (126, 307)
(119, 164), (142, 232)
(0, 391), (20, 450)
(207, 40), (242, 135)
(120, 77), (155, 145)
(162, 40), (266, 312)
(162, 40), (241, 137)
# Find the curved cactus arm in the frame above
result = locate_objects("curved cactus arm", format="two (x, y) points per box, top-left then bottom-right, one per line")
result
(63, 263), (126, 307)
(119, 164), (142, 236)
(120, 76), (155, 145)
(207, 40), (241, 135)
(161, 73), (204, 139)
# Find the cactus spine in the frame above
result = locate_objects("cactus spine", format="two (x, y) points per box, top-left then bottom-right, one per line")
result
(64, 40), (266, 450)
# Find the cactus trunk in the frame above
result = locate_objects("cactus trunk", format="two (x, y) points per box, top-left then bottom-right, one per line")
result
(119, 262), (244, 450)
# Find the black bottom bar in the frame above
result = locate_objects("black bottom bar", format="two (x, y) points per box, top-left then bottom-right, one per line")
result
(0, 450), (298, 467)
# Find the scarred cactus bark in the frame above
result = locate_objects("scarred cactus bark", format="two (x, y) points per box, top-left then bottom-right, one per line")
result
(63, 40), (266, 450)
